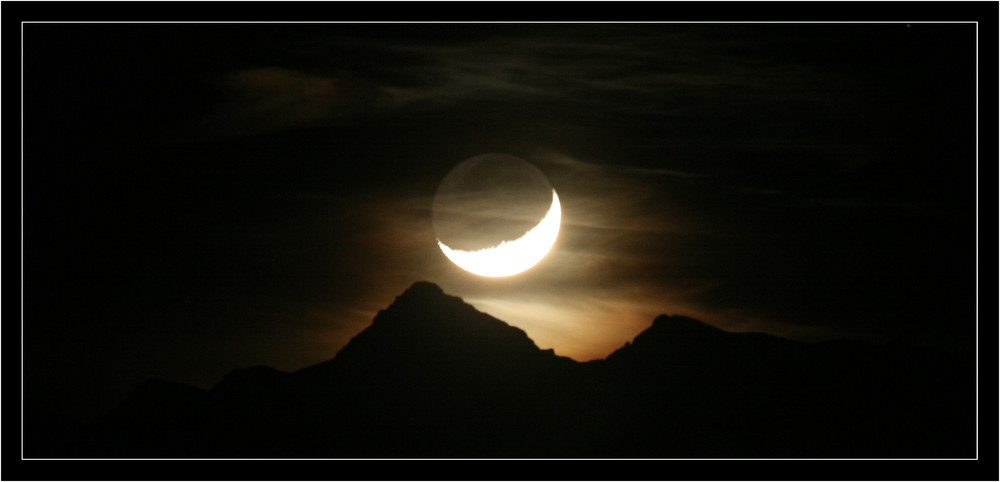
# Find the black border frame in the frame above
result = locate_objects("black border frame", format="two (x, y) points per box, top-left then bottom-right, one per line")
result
(4, 2), (996, 481)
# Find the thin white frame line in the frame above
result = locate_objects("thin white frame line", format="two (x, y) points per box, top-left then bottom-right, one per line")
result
(19, 19), (981, 463)
(21, 19), (27, 462)
(20, 20), (982, 24)
(21, 457), (984, 461)
(973, 20), (979, 461)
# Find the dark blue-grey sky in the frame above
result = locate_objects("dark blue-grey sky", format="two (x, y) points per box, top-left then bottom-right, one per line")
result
(23, 22), (978, 422)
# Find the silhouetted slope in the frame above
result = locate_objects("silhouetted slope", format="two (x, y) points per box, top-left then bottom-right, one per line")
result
(594, 315), (974, 457)
(288, 281), (581, 457)
(607, 314), (795, 367)
(297, 281), (574, 385)
(88, 378), (210, 457)
(54, 281), (973, 458)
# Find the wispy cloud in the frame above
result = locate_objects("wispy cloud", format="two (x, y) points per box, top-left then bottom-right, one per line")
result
(170, 67), (357, 140)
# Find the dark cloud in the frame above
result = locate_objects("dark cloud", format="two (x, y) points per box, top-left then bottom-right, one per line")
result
(200, 67), (342, 132)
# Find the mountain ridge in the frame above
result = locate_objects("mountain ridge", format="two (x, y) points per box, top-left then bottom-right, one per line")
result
(26, 281), (975, 459)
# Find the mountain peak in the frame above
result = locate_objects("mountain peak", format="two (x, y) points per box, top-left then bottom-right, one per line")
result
(651, 314), (723, 334)
(400, 280), (445, 299)
(603, 314), (727, 364)
(297, 281), (567, 382)
(372, 281), (465, 325)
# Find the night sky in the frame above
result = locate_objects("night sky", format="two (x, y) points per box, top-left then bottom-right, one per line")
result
(22, 21), (978, 423)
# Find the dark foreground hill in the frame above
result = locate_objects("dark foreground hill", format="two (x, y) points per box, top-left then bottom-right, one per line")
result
(26, 282), (975, 458)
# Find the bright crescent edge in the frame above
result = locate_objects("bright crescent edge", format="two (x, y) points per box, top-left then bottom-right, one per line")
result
(437, 189), (561, 277)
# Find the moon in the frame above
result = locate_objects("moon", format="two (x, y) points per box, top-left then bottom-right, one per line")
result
(432, 154), (561, 277)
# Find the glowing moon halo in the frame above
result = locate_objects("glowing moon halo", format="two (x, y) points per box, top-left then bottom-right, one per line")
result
(437, 189), (561, 277)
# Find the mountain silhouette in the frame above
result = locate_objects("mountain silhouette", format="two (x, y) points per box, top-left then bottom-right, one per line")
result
(296, 281), (575, 385)
(25, 282), (975, 458)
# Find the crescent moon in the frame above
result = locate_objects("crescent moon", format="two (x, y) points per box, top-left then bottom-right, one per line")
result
(437, 189), (561, 277)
